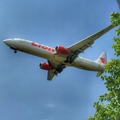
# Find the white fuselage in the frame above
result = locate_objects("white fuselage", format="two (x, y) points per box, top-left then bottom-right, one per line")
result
(4, 38), (104, 72)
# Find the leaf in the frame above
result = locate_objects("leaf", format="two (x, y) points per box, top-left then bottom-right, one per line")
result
(88, 12), (120, 120)
(115, 28), (120, 35)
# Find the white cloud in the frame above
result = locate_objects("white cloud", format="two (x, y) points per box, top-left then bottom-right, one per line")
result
(45, 103), (55, 108)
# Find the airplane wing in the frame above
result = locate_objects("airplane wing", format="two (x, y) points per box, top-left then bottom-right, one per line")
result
(66, 25), (114, 63)
(47, 69), (56, 81)
(47, 60), (66, 80)
(68, 24), (114, 54)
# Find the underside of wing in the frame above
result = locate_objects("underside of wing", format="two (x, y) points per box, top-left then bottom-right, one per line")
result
(47, 69), (56, 81)
(68, 24), (114, 55)
(47, 60), (66, 81)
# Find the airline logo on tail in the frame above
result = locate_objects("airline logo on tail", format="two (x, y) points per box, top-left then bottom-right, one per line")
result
(95, 52), (107, 65)
(100, 57), (107, 64)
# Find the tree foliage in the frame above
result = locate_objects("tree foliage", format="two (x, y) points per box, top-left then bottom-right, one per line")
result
(88, 12), (120, 120)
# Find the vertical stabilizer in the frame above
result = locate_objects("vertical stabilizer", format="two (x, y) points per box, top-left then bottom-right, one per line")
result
(95, 52), (107, 65)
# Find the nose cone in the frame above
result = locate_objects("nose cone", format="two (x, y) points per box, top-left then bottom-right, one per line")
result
(3, 39), (9, 44)
(3, 39), (13, 46)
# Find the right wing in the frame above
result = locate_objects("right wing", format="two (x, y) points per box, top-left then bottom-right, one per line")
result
(65, 24), (114, 63)
(68, 24), (114, 54)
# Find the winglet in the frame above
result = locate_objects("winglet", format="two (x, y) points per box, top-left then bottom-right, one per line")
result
(95, 52), (107, 65)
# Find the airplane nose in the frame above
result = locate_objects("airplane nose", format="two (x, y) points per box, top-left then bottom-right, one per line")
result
(3, 39), (9, 45)
(3, 39), (11, 46)
(3, 39), (8, 44)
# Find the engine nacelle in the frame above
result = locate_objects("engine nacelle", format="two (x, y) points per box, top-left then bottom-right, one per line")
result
(39, 62), (52, 70)
(55, 46), (70, 54)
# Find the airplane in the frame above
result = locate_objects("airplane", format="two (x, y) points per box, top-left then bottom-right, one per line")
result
(3, 24), (114, 81)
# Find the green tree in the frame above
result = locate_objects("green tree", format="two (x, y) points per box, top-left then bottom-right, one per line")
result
(88, 12), (120, 120)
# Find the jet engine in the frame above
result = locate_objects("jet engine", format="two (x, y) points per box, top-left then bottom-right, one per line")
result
(55, 46), (70, 54)
(39, 62), (52, 70)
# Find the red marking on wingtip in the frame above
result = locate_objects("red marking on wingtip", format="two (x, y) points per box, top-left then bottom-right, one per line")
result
(100, 57), (106, 64)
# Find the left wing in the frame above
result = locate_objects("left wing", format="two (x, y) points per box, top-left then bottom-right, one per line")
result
(65, 24), (114, 63)
(47, 61), (66, 80)
(47, 69), (56, 81)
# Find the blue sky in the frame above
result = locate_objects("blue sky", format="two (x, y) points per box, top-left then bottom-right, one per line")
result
(0, 0), (119, 120)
